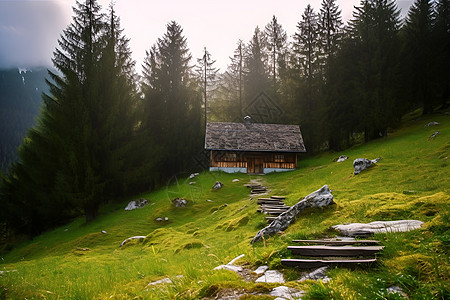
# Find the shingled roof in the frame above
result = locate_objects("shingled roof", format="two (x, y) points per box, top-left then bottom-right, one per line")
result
(204, 122), (306, 153)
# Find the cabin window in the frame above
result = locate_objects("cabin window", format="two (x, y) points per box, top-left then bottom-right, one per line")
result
(274, 154), (285, 162)
(226, 153), (237, 161)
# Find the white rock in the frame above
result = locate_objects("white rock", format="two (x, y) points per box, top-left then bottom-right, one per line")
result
(189, 173), (199, 179)
(253, 265), (269, 275)
(228, 254), (245, 265)
(125, 199), (149, 210)
(424, 121), (440, 127)
(332, 220), (424, 237)
(255, 270), (285, 283)
(232, 179), (240, 182)
(120, 236), (146, 246)
(213, 264), (243, 273)
(101, 230), (107, 234)
(337, 155), (348, 162)
(189, 181), (196, 185)
(387, 285), (408, 298)
(299, 266), (331, 283)
(270, 286), (305, 300)
(147, 277), (172, 286)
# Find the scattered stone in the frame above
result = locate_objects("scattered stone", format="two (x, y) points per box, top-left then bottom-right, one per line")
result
(424, 121), (440, 127)
(232, 179), (240, 182)
(189, 181), (196, 185)
(270, 286), (305, 300)
(255, 270), (285, 283)
(213, 254), (245, 274)
(337, 155), (348, 162)
(172, 197), (188, 208)
(253, 265), (269, 275)
(251, 185), (334, 243)
(124, 198), (149, 211)
(403, 190), (416, 195)
(120, 236), (146, 247)
(299, 266), (331, 283)
(212, 181), (223, 190)
(428, 131), (440, 140)
(353, 158), (381, 175)
(156, 217), (163, 222)
(332, 220), (424, 237)
(214, 264), (243, 273)
(189, 173), (199, 179)
(164, 217), (169, 221)
(147, 275), (184, 286)
(64, 228), (68, 232)
(387, 285), (409, 299)
(206, 199), (213, 202)
(101, 230), (107, 234)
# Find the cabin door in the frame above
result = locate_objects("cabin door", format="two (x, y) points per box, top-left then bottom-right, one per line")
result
(248, 158), (264, 174)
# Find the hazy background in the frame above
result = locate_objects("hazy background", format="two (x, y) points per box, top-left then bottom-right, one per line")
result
(0, 0), (414, 71)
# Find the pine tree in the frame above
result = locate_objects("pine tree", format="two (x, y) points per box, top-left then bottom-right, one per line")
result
(402, 0), (436, 114)
(196, 47), (219, 129)
(319, 0), (343, 64)
(244, 27), (269, 106)
(142, 21), (202, 179)
(293, 4), (321, 111)
(216, 40), (245, 120)
(433, 0), (450, 108)
(264, 15), (287, 86)
(347, 0), (402, 141)
(2, 0), (139, 233)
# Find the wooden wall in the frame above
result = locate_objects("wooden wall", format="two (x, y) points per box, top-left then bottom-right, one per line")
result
(210, 151), (297, 169)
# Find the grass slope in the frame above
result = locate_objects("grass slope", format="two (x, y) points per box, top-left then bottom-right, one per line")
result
(1, 111), (449, 299)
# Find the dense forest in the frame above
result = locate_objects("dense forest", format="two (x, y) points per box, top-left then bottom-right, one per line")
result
(1, 0), (449, 237)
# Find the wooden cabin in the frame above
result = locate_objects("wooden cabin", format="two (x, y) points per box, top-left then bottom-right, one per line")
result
(204, 120), (306, 174)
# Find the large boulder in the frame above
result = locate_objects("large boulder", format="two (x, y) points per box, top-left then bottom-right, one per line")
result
(332, 220), (424, 237)
(124, 198), (149, 211)
(353, 158), (381, 175)
(251, 185), (334, 243)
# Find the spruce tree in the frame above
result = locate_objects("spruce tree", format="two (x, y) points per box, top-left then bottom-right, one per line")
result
(2, 0), (139, 233)
(142, 21), (202, 179)
(402, 0), (436, 114)
(264, 15), (287, 86)
(244, 27), (269, 106)
(196, 47), (219, 130)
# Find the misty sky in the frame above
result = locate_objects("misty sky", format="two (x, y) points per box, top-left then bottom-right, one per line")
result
(0, 0), (414, 72)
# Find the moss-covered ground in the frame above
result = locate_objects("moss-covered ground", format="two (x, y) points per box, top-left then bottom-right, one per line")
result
(1, 110), (449, 299)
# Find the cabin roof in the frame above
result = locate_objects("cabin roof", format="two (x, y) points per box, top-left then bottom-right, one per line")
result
(204, 122), (306, 153)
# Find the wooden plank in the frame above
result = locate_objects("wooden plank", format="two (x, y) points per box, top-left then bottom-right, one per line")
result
(270, 196), (286, 200)
(291, 239), (380, 246)
(260, 204), (290, 209)
(257, 199), (284, 205)
(281, 258), (377, 269)
(287, 245), (384, 257)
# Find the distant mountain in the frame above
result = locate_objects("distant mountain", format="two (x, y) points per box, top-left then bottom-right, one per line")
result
(0, 67), (54, 172)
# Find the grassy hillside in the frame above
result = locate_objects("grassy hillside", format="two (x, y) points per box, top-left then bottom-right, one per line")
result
(1, 110), (449, 299)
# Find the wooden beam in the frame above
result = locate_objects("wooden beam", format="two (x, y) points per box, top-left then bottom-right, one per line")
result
(287, 245), (384, 257)
(281, 258), (377, 269)
(291, 240), (380, 246)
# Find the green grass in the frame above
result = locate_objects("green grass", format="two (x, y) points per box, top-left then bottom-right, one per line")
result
(1, 111), (449, 299)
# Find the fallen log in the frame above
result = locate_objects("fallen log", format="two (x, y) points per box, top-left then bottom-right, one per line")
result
(251, 185), (334, 244)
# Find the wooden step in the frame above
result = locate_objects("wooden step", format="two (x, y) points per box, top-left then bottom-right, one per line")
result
(292, 239), (381, 246)
(260, 204), (290, 209)
(257, 200), (284, 205)
(281, 258), (377, 269)
(270, 196), (286, 200)
(287, 245), (384, 257)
